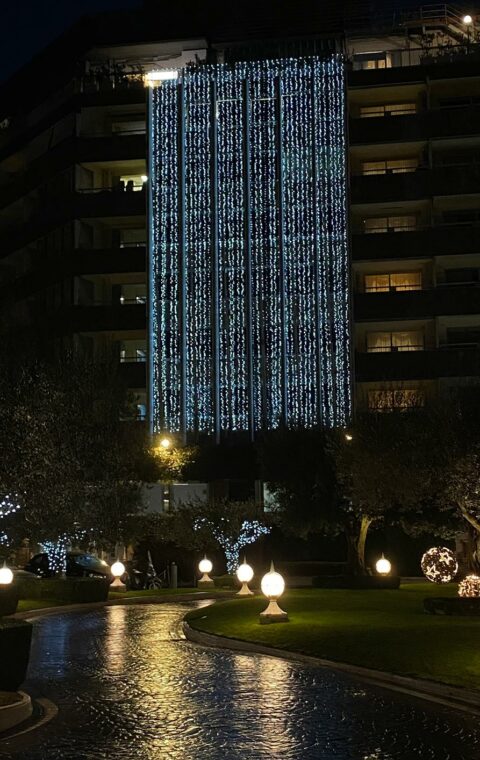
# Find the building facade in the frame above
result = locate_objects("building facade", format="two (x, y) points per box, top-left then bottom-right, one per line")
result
(0, 2), (479, 434)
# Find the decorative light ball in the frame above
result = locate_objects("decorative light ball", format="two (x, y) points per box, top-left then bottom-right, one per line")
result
(199, 558), (213, 575)
(0, 565), (13, 585)
(376, 555), (391, 576)
(421, 547), (458, 584)
(261, 564), (285, 600)
(111, 561), (125, 579)
(236, 562), (254, 584)
(458, 575), (480, 598)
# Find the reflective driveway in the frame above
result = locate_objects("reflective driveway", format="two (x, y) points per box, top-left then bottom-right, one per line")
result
(1, 602), (479, 759)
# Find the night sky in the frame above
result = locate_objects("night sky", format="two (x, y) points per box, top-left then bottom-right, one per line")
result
(0, 0), (142, 82)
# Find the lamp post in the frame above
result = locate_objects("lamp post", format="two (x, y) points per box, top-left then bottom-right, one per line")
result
(259, 562), (288, 624)
(0, 562), (13, 585)
(464, 14), (473, 51)
(198, 556), (214, 588)
(111, 560), (126, 591)
(236, 558), (254, 596)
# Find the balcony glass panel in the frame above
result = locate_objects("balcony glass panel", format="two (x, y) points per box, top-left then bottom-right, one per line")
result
(364, 272), (422, 292)
(361, 158), (418, 175)
(359, 103), (416, 118)
(368, 389), (425, 412)
(364, 215), (417, 233)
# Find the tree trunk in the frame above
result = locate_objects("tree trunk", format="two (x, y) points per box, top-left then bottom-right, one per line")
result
(465, 526), (480, 574)
(345, 516), (373, 576)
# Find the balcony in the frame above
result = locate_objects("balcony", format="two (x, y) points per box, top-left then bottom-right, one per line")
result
(349, 104), (480, 145)
(351, 164), (480, 204)
(355, 284), (480, 321)
(119, 360), (147, 388)
(72, 247), (146, 276)
(66, 304), (146, 333)
(352, 224), (480, 261)
(355, 345), (480, 382)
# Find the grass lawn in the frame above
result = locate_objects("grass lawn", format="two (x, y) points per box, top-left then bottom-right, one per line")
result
(186, 583), (480, 691)
(16, 599), (72, 613)
(108, 588), (202, 599)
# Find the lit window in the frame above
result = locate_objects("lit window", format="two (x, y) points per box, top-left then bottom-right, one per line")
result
(119, 174), (147, 191)
(368, 389), (425, 412)
(361, 158), (418, 175)
(366, 331), (424, 352)
(364, 272), (422, 292)
(364, 215), (416, 233)
(359, 103), (416, 118)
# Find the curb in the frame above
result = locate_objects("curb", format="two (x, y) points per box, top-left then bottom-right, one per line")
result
(183, 621), (480, 716)
(0, 692), (32, 734)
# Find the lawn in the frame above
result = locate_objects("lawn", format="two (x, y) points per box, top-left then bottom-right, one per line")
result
(186, 583), (480, 690)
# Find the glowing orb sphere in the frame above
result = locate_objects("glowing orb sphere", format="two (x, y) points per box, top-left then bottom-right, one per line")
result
(111, 561), (125, 578)
(0, 566), (13, 585)
(261, 565), (285, 599)
(458, 574), (480, 598)
(375, 556), (392, 576)
(463, 14), (473, 25)
(199, 558), (213, 574)
(421, 547), (458, 584)
(159, 437), (171, 449)
(236, 562), (254, 584)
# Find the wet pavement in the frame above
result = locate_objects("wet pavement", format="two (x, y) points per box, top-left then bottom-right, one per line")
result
(1, 601), (479, 759)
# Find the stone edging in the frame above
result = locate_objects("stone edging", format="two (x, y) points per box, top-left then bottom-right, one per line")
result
(0, 692), (32, 734)
(183, 621), (480, 716)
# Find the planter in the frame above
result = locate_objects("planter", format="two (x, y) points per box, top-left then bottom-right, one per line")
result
(424, 597), (480, 616)
(313, 575), (400, 589)
(0, 620), (32, 691)
(0, 585), (19, 616)
(0, 692), (32, 734)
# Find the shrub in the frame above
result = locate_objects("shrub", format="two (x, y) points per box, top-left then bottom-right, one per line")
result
(213, 574), (236, 589)
(15, 577), (110, 604)
(0, 585), (19, 616)
(0, 620), (32, 691)
(312, 575), (400, 589)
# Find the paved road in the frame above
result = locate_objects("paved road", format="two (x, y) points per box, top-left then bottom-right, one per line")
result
(1, 602), (479, 759)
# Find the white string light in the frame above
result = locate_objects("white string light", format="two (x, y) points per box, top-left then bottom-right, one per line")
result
(149, 55), (351, 438)
(194, 517), (270, 574)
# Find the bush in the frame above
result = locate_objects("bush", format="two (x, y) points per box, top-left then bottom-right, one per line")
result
(424, 597), (480, 616)
(15, 577), (110, 603)
(312, 575), (400, 589)
(213, 574), (236, 589)
(0, 620), (32, 691)
(278, 561), (347, 577)
(0, 585), (19, 616)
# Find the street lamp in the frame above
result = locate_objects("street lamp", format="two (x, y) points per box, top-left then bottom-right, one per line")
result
(259, 562), (288, 624)
(236, 558), (254, 596)
(0, 562), (13, 585)
(463, 14), (473, 25)
(375, 554), (392, 576)
(198, 556), (214, 588)
(111, 560), (126, 591)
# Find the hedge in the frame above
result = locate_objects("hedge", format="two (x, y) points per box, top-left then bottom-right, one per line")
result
(15, 577), (110, 604)
(0, 585), (19, 616)
(213, 574), (237, 589)
(0, 620), (32, 691)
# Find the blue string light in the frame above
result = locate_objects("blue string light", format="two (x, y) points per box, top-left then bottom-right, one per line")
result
(149, 55), (351, 438)
(194, 517), (271, 574)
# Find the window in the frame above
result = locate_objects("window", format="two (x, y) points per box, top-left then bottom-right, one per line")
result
(364, 215), (416, 233)
(119, 174), (147, 191)
(368, 389), (425, 412)
(362, 159), (418, 175)
(353, 52), (392, 71)
(445, 327), (480, 346)
(120, 340), (147, 363)
(366, 331), (424, 352)
(359, 103), (416, 118)
(364, 272), (422, 293)
(119, 283), (147, 304)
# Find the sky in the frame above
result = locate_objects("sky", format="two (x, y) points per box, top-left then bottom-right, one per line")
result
(0, 0), (142, 82)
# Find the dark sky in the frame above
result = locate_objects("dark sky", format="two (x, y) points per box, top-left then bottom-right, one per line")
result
(0, 0), (142, 82)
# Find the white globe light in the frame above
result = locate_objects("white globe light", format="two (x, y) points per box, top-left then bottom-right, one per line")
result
(236, 562), (254, 584)
(0, 566), (13, 585)
(160, 437), (171, 449)
(199, 558), (213, 574)
(111, 561), (125, 578)
(464, 14), (473, 25)
(261, 567), (285, 599)
(376, 556), (391, 575)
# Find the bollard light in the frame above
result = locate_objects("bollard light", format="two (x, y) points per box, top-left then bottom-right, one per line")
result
(236, 558), (254, 596)
(0, 562), (13, 585)
(259, 562), (288, 624)
(198, 556), (214, 588)
(110, 560), (126, 591)
(375, 554), (391, 576)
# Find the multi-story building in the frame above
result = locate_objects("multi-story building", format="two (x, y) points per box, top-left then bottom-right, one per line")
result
(0, 2), (479, 434)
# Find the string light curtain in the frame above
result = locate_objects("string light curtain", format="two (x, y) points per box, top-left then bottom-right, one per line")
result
(149, 55), (351, 439)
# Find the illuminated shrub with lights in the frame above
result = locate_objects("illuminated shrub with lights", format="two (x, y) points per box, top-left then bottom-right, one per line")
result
(458, 575), (480, 598)
(421, 547), (458, 583)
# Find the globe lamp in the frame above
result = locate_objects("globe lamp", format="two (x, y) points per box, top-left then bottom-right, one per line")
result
(259, 562), (288, 624)
(0, 563), (13, 585)
(111, 560), (126, 591)
(236, 558), (254, 596)
(375, 554), (391, 576)
(198, 556), (214, 588)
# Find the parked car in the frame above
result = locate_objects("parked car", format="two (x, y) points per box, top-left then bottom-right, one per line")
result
(25, 551), (112, 579)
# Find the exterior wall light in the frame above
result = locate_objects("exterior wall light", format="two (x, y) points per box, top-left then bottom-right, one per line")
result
(375, 554), (391, 575)
(111, 560), (126, 591)
(0, 562), (13, 585)
(236, 558), (254, 596)
(259, 562), (288, 624)
(198, 556), (214, 588)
